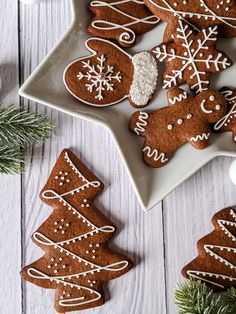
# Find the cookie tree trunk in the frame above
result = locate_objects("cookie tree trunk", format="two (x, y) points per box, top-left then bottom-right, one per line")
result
(21, 149), (132, 313)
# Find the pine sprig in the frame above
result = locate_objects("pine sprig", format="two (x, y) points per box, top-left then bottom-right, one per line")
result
(0, 105), (53, 146)
(0, 105), (53, 175)
(175, 280), (234, 314)
(0, 146), (24, 174)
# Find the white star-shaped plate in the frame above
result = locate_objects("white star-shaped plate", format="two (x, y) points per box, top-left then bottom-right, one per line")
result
(19, 0), (236, 210)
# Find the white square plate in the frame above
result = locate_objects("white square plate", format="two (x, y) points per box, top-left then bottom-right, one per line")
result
(19, 0), (236, 210)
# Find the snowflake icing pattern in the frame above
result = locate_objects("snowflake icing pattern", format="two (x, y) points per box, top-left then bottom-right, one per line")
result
(77, 55), (122, 101)
(152, 19), (232, 93)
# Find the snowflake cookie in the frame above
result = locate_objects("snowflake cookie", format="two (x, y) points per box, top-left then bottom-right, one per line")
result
(214, 87), (236, 143)
(151, 19), (232, 93)
(64, 38), (158, 108)
(145, 0), (236, 41)
(88, 0), (160, 48)
(182, 207), (236, 291)
(129, 87), (227, 168)
(21, 149), (133, 312)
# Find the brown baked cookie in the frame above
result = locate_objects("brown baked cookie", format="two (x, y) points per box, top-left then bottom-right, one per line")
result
(64, 38), (158, 108)
(151, 19), (232, 93)
(182, 207), (236, 291)
(214, 87), (236, 143)
(21, 149), (133, 313)
(129, 88), (227, 168)
(144, 0), (236, 41)
(88, 0), (160, 48)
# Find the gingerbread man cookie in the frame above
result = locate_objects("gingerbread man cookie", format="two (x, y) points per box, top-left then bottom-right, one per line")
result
(144, 0), (236, 41)
(21, 149), (133, 312)
(64, 38), (158, 108)
(129, 88), (227, 167)
(214, 87), (236, 143)
(182, 207), (236, 291)
(88, 0), (160, 48)
(151, 19), (232, 93)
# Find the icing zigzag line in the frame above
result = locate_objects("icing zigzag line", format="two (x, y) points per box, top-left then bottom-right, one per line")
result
(190, 133), (210, 142)
(134, 111), (149, 135)
(169, 91), (188, 104)
(143, 146), (168, 163)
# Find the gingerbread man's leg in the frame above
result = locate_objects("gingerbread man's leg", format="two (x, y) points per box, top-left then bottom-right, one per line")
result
(142, 144), (169, 168)
(187, 133), (210, 150)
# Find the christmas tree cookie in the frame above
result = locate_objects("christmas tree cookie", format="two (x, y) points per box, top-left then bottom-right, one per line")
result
(182, 207), (236, 291)
(21, 149), (133, 312)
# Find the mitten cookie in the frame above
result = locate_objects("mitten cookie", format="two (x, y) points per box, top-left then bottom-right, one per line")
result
(214, 87), (236, 143)
(88, 0), (160, 48)
(129, 88), (227, 168)
(144, 0), (236, 40)
(151, 19), (232, 93)
(182, 207), (236, 291)
(64, 38), (158, 108)
(21, 149), (133, 313)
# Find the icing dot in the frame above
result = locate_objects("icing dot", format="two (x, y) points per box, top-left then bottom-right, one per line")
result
(61, 176), (65, 180)
(54, 222), (58, 225)
(215, 105), (221, 110)
(51, 258), (54, 262)
(167, 124), (173, 130)
(59, 182), (63, 186)
(66, 179), (70, 183)
(65, 172), (68, 175)
(83, 199), (87, 203)
(92, 256), (96, 259)
(61, 219), (64, 222)
(187, 114), (192, 119)
(62, 265), (66, 269)
(210, 95), (215, 101)
(54, 270), (58, 273)
(47, 265), (51, 269)
(59, 258), (63, 261)
(59, 171), (62, 175)
(177, 119), (183, 125)
(89, 244), (93, 248)
(55, 176), (58, 179)
(96, 244), (100, 247)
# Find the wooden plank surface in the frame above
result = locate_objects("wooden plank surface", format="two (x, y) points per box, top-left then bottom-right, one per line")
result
(0, 1), (235, 313)
(0, 1), (22, 313)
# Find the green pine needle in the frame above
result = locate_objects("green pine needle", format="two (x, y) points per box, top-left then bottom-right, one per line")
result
(0, 105), (53, 146)
(175, 280), (232, 314)
(0, 146), (24, 175)
(223, 288), (236, 313)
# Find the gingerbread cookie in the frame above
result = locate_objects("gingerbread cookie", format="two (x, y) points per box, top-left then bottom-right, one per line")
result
(129, 88), (227, 167)
(144, 0), (236, 41)
(182, 207), (236, 291)
(151, 19), (232, 93)
(21, 149), (133, 313)
(214, 87), (236, 143)
(64, 38), (158, 108)
(88, 0), (160, 48)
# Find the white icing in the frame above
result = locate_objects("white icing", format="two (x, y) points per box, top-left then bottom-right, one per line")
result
(190, 132), (210, 142)
(152, 20), (231, 93)
(129, 52), (158, 107)
(221, 89), (236, 104)
(200, 99), (213, 113)
(143, 146), (168, 163)
(27, 151), (130, 308)
(134, 111), (149, 135)
(90, 0), (159, 45)
(169, 91), (188, 104)
(63, 38), (132, 107)
(187, 208), (236, 288)
(147, 0), (236, 31)
(214, 103), (236, 130)
(77, 54), (122, 101)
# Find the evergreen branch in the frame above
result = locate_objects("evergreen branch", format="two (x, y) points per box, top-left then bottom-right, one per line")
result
(0, 146), (24, 175)
(175, 280), (230, 314)
(223, 288), (236, 313)
(0, 105), (53, 146)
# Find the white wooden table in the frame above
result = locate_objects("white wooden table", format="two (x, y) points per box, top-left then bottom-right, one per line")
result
(0, 1), (235, 313)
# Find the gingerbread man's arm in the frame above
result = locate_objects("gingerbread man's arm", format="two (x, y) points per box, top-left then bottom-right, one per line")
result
(129, 111), (149, 137)
(167, 88), (191, 106)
